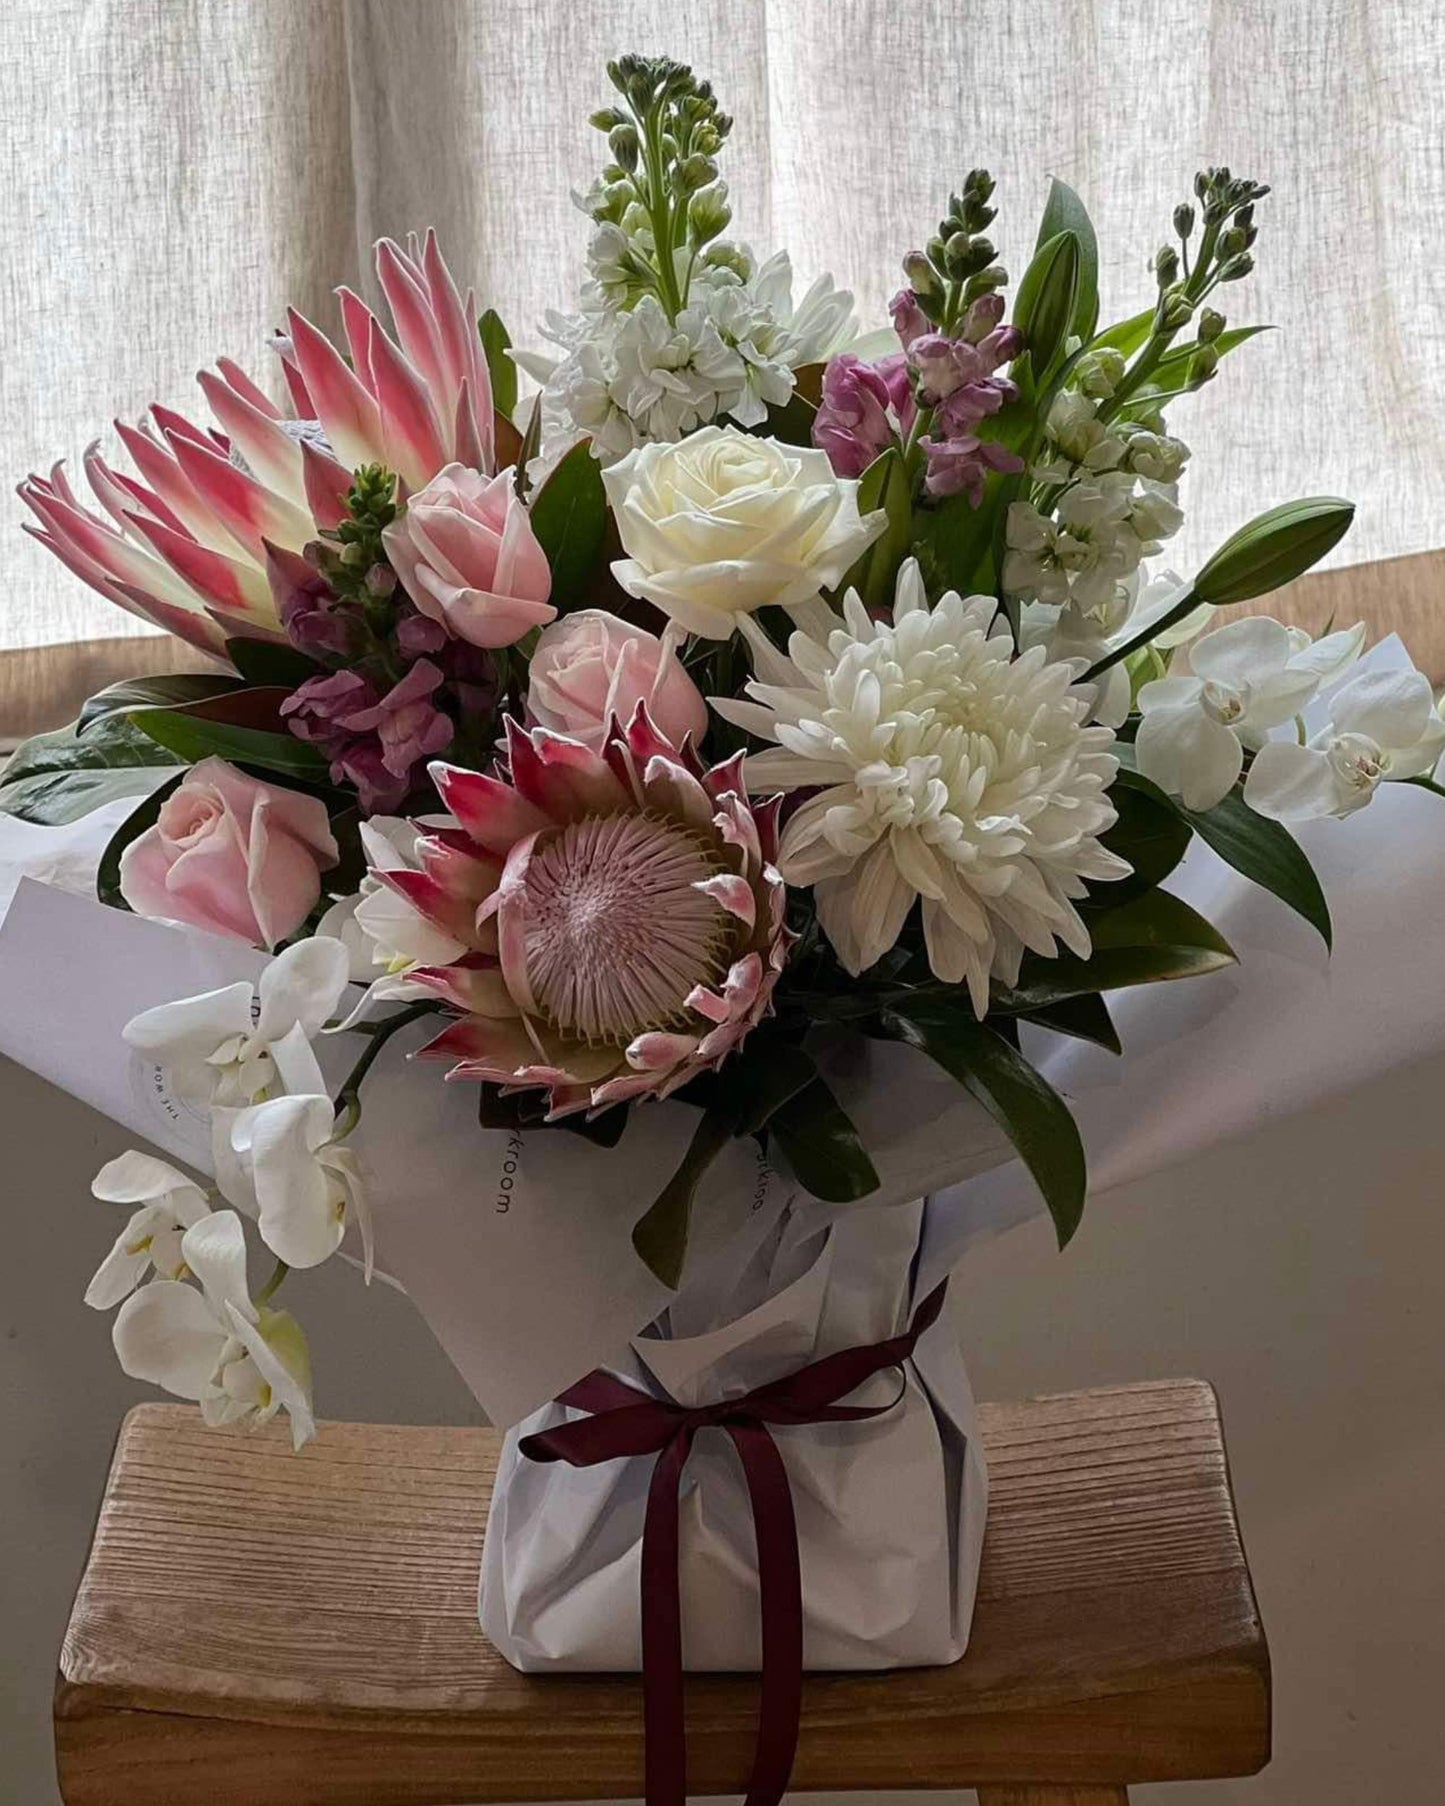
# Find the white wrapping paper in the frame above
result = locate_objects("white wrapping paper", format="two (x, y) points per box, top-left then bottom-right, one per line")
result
(481, 1194), (987, 1670)
(4, 658), (1445, 1672)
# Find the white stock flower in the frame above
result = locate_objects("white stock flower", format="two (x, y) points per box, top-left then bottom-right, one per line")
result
(603, 426), (884, 639)
(111, 1210), (315, 1449)
(228, 1094), (371, 1274)
(716, 559), (1128, 1015)
(1003, 478), (1180, 613)
(122, 935), (353, 1108)
(525, 249), (853, 460)
(1135, 615), (1366, 811)
(84, 1152), (211, 1310)
(1245, 661), (1445, 821)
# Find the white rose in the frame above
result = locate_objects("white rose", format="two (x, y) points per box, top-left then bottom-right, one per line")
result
(601, 426), (886, 639)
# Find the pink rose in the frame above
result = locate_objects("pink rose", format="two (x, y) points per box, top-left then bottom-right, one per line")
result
(119, 757), (338, 948)
(526, 610), (708, 751)
(382, 462), (556, 649)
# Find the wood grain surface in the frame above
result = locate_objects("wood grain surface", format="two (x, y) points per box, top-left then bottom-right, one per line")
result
(54, 1379), (1269, 1805)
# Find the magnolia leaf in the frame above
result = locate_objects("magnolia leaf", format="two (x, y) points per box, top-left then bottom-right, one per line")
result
(727, 1038), (820, 1137)
(1033, 177), (1099, 342)
(479, 308), (518, 422)
(768, 1075), (879, 1203)
(127, 707), (329, 780)
(528, 440), (608, 611)
(1019, 993), (1122, 1055)
(879, 999), (1088, 1247)
(632, 1103), (734, 1287)
(1177, 779), (1332, 948)
(78, 673), (243, 734)
(0, 715), (182, 823)
(1192, 497), (1355, 608)
(1099, 777), (1193, 899)
(994, 888), (1237, 1012)
(224, 637), (324, 689)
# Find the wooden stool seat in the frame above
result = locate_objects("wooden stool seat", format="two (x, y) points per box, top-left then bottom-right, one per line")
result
(54, 1378), (1269, 1805)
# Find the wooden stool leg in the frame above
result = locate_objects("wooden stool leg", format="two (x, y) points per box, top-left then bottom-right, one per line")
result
(978, 1789), (1129, 1805)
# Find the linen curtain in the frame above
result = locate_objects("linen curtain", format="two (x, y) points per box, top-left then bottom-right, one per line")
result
(4, 0), (1444, 729)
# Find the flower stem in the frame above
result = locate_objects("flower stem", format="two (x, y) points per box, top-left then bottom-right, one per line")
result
(333, 1000), (439, 1129)
(255, 1258), (289, 1307)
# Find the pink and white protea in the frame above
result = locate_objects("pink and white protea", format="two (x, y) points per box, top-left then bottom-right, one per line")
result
(377, 713), (790, 1119)
(20, 232), (494, 656)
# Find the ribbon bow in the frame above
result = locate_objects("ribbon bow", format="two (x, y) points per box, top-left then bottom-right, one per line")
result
(518, 1279), (949, 1806)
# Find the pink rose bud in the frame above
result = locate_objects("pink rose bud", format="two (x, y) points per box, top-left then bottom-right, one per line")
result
(526, 610), (708, 752)
(381, 463), (557, 650)
(119, 757), (338, 949)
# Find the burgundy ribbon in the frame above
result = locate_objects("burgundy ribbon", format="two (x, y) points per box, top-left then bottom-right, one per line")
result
(518, 1280), (949, 1806)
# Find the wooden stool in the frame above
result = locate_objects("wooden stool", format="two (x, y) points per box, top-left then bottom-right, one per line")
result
(54, 1378), (1269, 1805)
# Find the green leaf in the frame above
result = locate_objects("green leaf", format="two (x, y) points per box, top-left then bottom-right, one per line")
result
(0, 763), (179, 826)
(761, 389), (818, 447)
(633, 1103), (734, 1286)
(880, 999), (1088, 1247)
(127, 707), (329, 780)
(78, 673), (244, 734)
(225, 637), (325, 689)
(1019, 992), (1122, 1055)
(1150, 324), (1274, 385)
(767, 1075), (880, 1203)
(1099, 777), (1192, 899)
(1124, 772), (1333, 949)
(479, 308), (518, 422)
(95, 773), (186, 908)
(528, 440), (608, 611)
(1033, 177), (1099, 342)
(841, 446), (914, 613)
(995, 887), (1237, 1012)
(1192, 497), (1356, 608)
(1089, 306), (1155, 358)
(727, 1038), (820, 1136)
(1013, 230), (1081, 384)
(0, 715), (182, 824)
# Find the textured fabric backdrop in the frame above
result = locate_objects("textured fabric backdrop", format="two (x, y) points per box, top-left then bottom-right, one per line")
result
(4, 0), (1442, 673)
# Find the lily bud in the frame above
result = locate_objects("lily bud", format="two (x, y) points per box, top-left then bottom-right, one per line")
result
(1193, 497), (1356, 607)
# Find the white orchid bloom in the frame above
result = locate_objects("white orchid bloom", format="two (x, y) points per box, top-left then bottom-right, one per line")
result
(321, 817), (467, 1033)
(123, 935), (353, 1107)
(228, 1094), (372, 1274)
(111, 1210), (315, 1449)
(1245, 662), (1445, 821)
(84, 1151), (211, 1310)
(1135, 615), (1366, 811)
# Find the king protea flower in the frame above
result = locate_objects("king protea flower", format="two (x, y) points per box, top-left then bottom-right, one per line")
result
(20, 232), (494, 658)
(377, 712), (790, 1118)
(715, 558), (1130, 1016)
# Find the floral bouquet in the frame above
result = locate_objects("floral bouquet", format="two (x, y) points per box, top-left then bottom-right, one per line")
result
(6, 50), (1444, 1805)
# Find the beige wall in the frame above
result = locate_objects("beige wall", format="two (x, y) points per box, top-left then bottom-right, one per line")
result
(4, 1048), (1443, 1805)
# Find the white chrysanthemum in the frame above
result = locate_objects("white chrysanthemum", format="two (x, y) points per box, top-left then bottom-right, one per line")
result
(716, 560), (1130, 1014)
